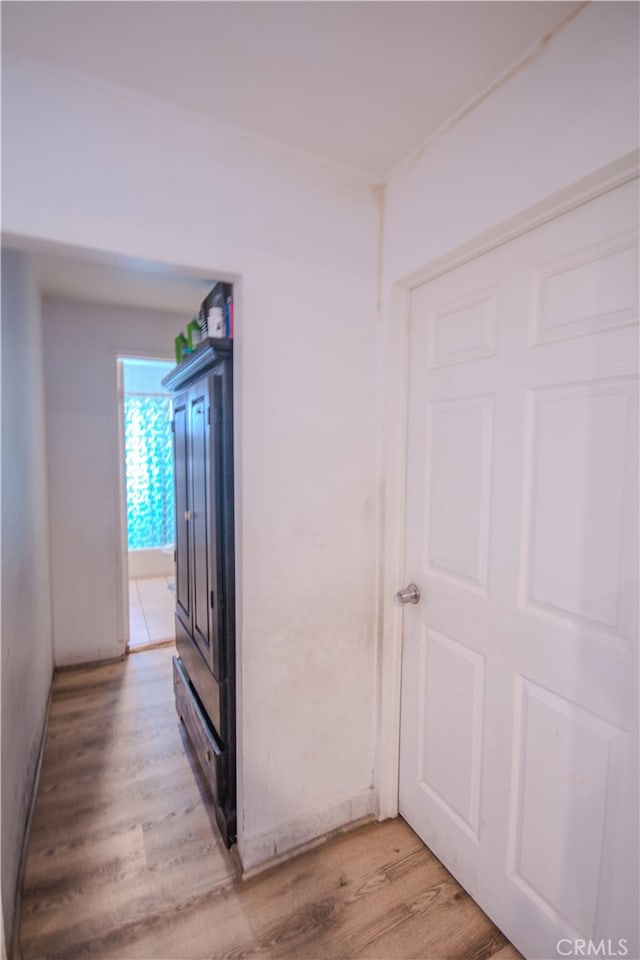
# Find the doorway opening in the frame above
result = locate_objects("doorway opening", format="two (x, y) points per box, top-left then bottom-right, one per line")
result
(118, 357), (176, 651)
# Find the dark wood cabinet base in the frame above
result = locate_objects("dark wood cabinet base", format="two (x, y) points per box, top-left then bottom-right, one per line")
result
(173, 655), (236, 847)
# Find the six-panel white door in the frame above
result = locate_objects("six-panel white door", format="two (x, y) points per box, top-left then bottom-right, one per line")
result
(399, 179), (639, 960)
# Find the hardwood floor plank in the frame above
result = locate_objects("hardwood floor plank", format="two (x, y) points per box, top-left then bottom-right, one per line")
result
(489, 945), (526, 960)
(19, 646), (522, 960)
(348, 887), (508, 960)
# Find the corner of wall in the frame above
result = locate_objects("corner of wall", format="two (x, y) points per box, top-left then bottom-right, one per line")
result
(1, 248), (54, 951)
(238, 787), (378, 874)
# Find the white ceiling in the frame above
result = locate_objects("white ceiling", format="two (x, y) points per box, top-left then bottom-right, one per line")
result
(3, 1), (581, 310)
(30, 248), (217, 314)
(3, 0), (580, 180)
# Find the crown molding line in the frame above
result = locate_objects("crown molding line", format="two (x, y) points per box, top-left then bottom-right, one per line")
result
(402, 150), (640, 291)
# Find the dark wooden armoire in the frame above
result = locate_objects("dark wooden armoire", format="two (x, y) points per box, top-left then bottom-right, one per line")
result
(162, 338), (236, 846)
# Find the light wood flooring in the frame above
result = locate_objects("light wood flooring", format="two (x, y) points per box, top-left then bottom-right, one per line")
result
(19, 646), (522, 960)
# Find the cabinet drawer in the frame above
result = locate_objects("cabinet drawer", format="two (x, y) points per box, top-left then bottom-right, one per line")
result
(175, 615), (222, 734)
(172, 656), (226, 805)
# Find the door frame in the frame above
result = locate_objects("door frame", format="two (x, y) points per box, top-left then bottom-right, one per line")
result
(374, 149), (640, 820)
(114, 351), (177, 655)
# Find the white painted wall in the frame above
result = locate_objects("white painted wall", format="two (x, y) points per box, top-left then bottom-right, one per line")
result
(42, 299), (185, 664)
(384, 2), (639, 280)
(376, 1), (640, 816)
(128, 549), (174, 580)
(3, 58), (380, 866)
(1, 250), (54, 951)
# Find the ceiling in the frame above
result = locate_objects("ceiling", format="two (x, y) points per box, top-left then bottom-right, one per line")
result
(3, 1), (581, 310)
(29, 248), (217, 314)
(3, 0), (580, 180)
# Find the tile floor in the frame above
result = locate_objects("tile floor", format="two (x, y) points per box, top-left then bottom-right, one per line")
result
(128, 576), (175, 648)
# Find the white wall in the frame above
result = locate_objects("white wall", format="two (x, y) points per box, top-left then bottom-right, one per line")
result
(376, 1), (640, 815)
(3, 58), (380, 867)
(42, 299), (185, 664)
(384, 2), (639, 281)
(128, 549), (174, 580)
(1, 250), (54, 952)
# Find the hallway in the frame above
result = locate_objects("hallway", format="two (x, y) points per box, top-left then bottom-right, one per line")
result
(19, 646), (521, 959)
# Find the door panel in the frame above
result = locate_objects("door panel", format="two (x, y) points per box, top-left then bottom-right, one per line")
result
(399, 178), (639, 959)
(190, 386), (211, 667)
(209, 370), (225, 681)
(425, 395), (494, 591)
(522, 379), (636, 642)
(417, 625), (485, 840)
(173, 392), (191, 631)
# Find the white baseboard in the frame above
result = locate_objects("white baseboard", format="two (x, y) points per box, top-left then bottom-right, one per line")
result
(238, 787), (378, 873)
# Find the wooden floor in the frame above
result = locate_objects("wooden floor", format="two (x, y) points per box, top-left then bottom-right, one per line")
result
(19, 646), (522, 960)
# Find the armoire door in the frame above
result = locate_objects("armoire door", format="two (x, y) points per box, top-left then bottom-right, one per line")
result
(208, 369), (226, 682)
(189, 380), (212, 669)
(399, 178), (639, 959)
(172, 391), (191, 633)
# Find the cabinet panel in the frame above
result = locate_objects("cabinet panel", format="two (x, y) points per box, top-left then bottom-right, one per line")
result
(189, 386), (212, 668)
(173, 656), (226, 806)
(210, 371), (225, 681)
(176, 616), (221, 733)
(173, 393), (191, 631)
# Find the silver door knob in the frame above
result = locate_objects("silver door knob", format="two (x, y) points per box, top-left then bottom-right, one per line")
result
(396, 583), (421, 605)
